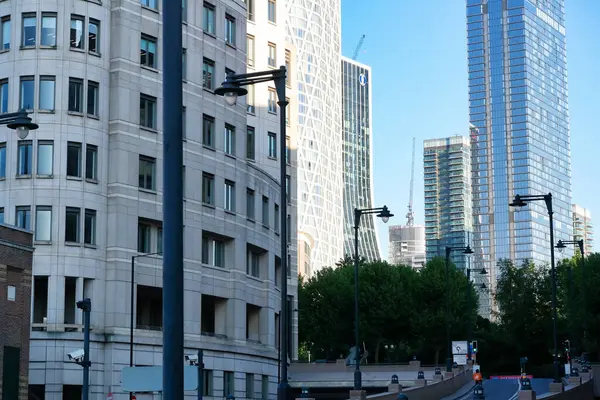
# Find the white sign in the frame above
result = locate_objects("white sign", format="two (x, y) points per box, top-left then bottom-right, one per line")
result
(452, 340), (468, 355)
(359, 73), (367, 86)
(454, 354), (467, 366)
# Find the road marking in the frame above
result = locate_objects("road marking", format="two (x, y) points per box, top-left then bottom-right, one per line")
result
(508, 381), (522, 400)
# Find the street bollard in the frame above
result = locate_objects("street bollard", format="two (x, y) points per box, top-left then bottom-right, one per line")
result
(520, 378), (532, 390)
(417, 371), (425, 380)
(391, 374), (399, 384)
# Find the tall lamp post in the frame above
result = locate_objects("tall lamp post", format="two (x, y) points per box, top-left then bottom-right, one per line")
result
(129, 252), (162, 400)
(510, 193), (560, 384)
(465, 266), (487, 362)
(1, 109), (39, 137)
(556, 239), (586, 350)
(215, 66), (290, 400)
(353, 206), (394, 390)
(445, 245), (473, 372)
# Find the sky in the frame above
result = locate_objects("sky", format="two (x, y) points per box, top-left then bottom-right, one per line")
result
(340, 0), (600, 258)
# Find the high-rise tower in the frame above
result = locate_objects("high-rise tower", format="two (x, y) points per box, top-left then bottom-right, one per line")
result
(285, 0), (343, 275)
(341, 57), (380, 262)
(467, 0), (572, 302)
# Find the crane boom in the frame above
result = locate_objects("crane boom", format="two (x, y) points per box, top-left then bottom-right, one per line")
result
(406, 137), (416, 226)
(352, 34), (366, 60)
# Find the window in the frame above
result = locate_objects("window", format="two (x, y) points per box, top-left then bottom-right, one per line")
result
(140, 94), (157, 129)
(246, 189), (255, 220)
(203, 370), (213, 396)
(0, 207), (3, 224)
(262, 375), (269, 400)
(246, 126), (255, 160)
(246, 84), (255, 113)
(202, 173), (215, 205)
(140, 35), (157, 68)
(182, 0), (187, 22)
(268, 42), (276, 67)
(247, 250), (260, 277)
(202, 115), (215, 147)
(16, 206), (30, 230)
(17, 141), (32, 176)
(88, 19), (99, 53)
(37, 141), (53, 176)
(0, 143), (5, 178)
(285, 50), (291, 87)
(286, 136), (291, 164)
(70, 15), (84, 49)
(22, 14), (36, 47)
(224, 180), (235, 212)
(246, 374), (255, 399)
(20, 76), (34, 110)
(268, 0), (276, 23)
(286, 175), (291, 204)
(141, 0), (158, 9)
(0, 79), (8, 113)
(137, 219), (163, 254)
(7, 285), (15, 301)
(84, 209), (96, 245)
(203, 58), (215, 90)
(66, 142), (82, 178)
(138, 221), (150, 253)
(139, 156), (156, 190)
(247, 35), (255, 67)
(201, 236), (225, 267)
(225, 14), (236, 46)
(268, 132), (277, 158)
(268, 88), (277, 113)
(224, 124), (235, 156)
(41, 14), (57, 46)
(262, 196), (269, 227)
(246, 0), (254, 21)
(39, 76), (55, 111)
(224, 372), (234, 398)
(68, 78), (84, 113)
(87, 81), (99, 116)
(85, 144), (98, 181)
(182, 48), (187, 81)
(65, 207), (80, 242)
(35, 206), (52, 241)
(182, 106), (187, 139)
(274, 204), (280, 232)
(286, 97), (290, 126)
(1, 16), (10, 50)
(203, 2), (216, 35)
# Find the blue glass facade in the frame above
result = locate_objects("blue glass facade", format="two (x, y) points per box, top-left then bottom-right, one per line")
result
(342, 58), (380, 262)
(467, 0), (572, 287)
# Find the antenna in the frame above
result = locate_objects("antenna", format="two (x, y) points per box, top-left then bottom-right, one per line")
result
(352, 34), (366, 61)
(406, 137), (416, 226)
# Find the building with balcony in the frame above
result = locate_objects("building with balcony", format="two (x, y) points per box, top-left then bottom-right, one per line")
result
(572, 204), (593, 254)
(0, 0), (297, 398)
(388, 225), (426, 269)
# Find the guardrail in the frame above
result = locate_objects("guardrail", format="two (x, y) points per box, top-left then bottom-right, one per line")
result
(365, 369), (471, 400)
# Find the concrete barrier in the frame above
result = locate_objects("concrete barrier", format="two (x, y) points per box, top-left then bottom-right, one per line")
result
(366, 369), (471, 400)
(537, 379), (594, 400)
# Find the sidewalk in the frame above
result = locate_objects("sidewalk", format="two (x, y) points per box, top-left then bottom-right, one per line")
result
(440, 381), (475, 400)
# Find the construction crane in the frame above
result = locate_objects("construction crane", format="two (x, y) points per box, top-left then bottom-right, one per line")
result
(406, 137), (416, 226)
(352, 34), (366, 60)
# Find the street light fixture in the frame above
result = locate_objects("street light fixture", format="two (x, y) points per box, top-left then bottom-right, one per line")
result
(556, 239), (586, 351)
(215, 66), (290, 400)
(465, 266), (487, 362)
(1, 109), (39, 138)
(353, 206), (393, 390)
(510, 192), (561, 384)
(445, 245), (474, 372)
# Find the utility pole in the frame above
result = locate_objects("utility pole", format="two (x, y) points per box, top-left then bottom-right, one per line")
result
(76, 298), (92, 400)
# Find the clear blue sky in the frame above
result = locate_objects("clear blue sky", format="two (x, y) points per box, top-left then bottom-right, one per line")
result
(341, 0), (600, 258)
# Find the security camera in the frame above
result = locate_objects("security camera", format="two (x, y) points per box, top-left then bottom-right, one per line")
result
(67, 349), (85, 362)
(185, 354), (198, 364)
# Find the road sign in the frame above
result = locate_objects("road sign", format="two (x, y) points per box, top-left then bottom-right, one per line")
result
(121, 366), (199, 392)
(452, 340), (468, 355)
(453, 354), (467, 365)
(107, 393), (113, 400)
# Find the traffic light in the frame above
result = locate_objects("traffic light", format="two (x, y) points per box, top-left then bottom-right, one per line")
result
(564, 340), (571, 353)
(472, 341), (478, 354)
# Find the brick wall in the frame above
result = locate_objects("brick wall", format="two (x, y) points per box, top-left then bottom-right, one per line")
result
(0, 224), (34, 400)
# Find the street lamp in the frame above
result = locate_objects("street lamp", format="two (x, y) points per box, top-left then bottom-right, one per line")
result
(556, 239), (586, 351)
(465, 266), (487, 362)
(353, 206), (393, 390)
(1, 109), (39, 138)
(510, 193), (560, 383)
(215, 66), (290, 400)
(445, 245), (473, 372)
(129, 251), (162, 400)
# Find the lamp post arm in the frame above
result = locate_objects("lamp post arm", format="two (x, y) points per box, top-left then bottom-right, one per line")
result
(226, 67), (284, 82)
(0, 110), (29, 124)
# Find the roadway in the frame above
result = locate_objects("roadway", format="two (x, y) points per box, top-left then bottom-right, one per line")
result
(445, 378), (553, 400)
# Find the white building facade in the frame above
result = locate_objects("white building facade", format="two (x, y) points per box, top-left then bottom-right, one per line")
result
(572, 204), (594, 254)
(388, 225), (426, 269)
(0, 0), (296, 398)
(285, 0), (343, 275)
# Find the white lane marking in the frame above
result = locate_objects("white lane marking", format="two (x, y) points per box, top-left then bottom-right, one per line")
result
(508, 380), (522, 400)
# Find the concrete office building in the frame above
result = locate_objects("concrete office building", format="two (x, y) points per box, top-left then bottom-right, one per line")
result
(285, 0), (343, 275)
(467, 0), (573, 304)
(0, 0), (297, 398)
(572, 204), (593, 254)
(388, 225), (426, 269)
(341, 57), (380, 263)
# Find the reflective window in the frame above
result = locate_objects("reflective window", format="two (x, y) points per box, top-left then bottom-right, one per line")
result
(70, 15), (84, 49)
(16, 206), (31, 230)
(41, 14), (57, 46)
(203, 3), (215, 35)
(88, 19), (99, 53)
(1, 16), (10, 50)
(39, 76), (55, 111)
(17, 141), (32, 176)
(20, 76), (34, 110)
(22, 14), (36, 47)
(35, 206), (52, 241)
(37, 141), (53, 176)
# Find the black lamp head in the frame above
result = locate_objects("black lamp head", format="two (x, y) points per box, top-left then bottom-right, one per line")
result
(463, 245), (474, 254)
(7, 112), (39, 139)
(510, 195), (527, 208)
(215, 80), (248, 106)
(377, 206), (394, 223)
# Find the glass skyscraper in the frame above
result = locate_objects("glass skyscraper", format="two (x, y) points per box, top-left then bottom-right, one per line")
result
(342, 57), (380, 262)
(467, 0), (572, 306)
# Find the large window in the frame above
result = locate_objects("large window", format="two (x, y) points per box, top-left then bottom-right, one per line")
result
(225, 14), (236, 46)
(65, 207), (80, 243)
(41, 13), (57, 46)
(141, 35), (157, 68)
(20, 76), (34, 110)
(140, 94), (157, 129)
(70, 15), (84, 49)
(37, 141), (53, 176)
(247, 249), (260, 277)
(203, 58), (215, 90)
(203, 2), (216, 35)
(22, 14), (36, 47)
(139, 156), (156, 190)
(202, 236), (225, 267)
(39, 76), (55, 111)
(17, 141), (32, 176)
(68, 78), (84, 113)
(35, 206), (52, 241)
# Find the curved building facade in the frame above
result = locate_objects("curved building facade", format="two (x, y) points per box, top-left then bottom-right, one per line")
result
(341, 57), (380, 262)
(285, 0), (343, 273)
(0, 0), (296, 398)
